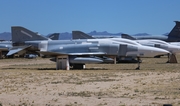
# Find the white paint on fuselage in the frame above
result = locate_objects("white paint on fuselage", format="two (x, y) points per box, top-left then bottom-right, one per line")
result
(137, 39), (180, 54)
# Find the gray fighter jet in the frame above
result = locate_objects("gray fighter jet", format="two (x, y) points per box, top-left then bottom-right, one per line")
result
(0, 32), (59, 59)
(8, 26), (169, 70)
(136, 39), (180, 63)
(73, 22), (180, 63)
(72, 31), (168, 64)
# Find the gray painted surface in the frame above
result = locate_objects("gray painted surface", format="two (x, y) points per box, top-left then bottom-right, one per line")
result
(122, 21), (180, 42)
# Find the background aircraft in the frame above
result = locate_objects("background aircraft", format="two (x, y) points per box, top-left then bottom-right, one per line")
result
(8, 26), (169, 70)
(72, 30), (172, 69)
(72, 31), (169, 64)
(136, 39), (180, 63)
(121, 21), (180, 42)
(0, 33), (59, 59)
(115, 33), (180, 63)
(72, 30), (180, 65)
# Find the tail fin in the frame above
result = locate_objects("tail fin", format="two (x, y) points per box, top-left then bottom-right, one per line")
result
(11, 26), (48, 43)
(168, 21), (180, 37)
(121, 34), (136, 40)
(72, 31), (95, 39)
(48, 33), (59, 40)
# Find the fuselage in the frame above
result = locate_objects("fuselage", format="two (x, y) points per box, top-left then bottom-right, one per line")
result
(25, 39), (169, 58)
(136, 39), (180, 54)
(0, 41), (12, 51)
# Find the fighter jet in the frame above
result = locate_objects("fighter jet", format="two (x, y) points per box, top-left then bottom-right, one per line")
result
(0, 32), (60, 59)
(72, 30), (169, 64)
(73, 30), (171, 68)
(121, 21), (180, 42)
(108, 33), (180, 63)
(136, 39), (180, 63)
(8, 26), (169, 70)
(72, 30), (180, 65)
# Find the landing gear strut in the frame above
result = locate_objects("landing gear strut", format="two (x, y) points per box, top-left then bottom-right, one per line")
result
(136, 57), (141, 70)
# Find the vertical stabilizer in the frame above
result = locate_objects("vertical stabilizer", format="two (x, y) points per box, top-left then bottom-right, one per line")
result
(168, 21), (180, 37)
(72, 31), (95, 39)
(11, 26), (48, 43)
(48, 33), (59, 40)
(121, 34), (136, 40)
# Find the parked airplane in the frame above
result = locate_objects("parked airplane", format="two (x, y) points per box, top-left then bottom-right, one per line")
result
(121, 21), (180, 42)
(120, 34), (180, 63)
(0, 32), (59, 59)
(136, 39), (180, 63)
(73, 30), (173, 68)
(8, 26), (169, 70)
(72, 30), (180, 63)
(72, 31), (170, 64)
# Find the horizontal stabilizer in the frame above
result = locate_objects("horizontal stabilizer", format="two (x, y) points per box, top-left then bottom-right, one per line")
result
(7, 45), (31, 56)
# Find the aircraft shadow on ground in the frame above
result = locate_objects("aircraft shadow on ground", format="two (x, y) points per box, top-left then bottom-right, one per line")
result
(1, 67), (157, 71)
(1, 67), (108, 70)
(72, 68), (108, 70)
(1, 67), (56, 70)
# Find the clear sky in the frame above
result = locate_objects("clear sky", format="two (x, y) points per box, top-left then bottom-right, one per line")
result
(1, 0), (180, 35)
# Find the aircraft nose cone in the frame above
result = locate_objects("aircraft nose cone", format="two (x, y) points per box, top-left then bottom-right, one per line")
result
(139, 46), (170, 57)
(150, 48), (170, 55)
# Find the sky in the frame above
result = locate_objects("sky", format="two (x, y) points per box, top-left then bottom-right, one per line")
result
(1, 0), (180, 35)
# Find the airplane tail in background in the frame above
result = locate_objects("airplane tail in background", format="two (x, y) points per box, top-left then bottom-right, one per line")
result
(72, 31), (95, 39)
(48, 33), (59, 40)
(121, 34), (136, 40)
(168, 21), (180, 38)
(11, 26), (48, 43)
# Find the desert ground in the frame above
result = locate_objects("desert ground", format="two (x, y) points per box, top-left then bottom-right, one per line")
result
(0, 55), (180, 106)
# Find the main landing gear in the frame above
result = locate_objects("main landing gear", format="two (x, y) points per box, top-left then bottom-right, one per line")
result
(136, 57), (141, 70)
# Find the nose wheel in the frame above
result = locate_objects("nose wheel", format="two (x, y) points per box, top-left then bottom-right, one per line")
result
(136, 57), (141, 70)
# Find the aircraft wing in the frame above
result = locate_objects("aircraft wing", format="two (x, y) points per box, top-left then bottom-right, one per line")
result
(37, 51), (67, 56)
(7, 45), (31, 56)
(37, 51), (106, 56)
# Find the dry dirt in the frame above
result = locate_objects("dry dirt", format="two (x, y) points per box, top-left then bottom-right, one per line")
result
(0, 56), (180, 106)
